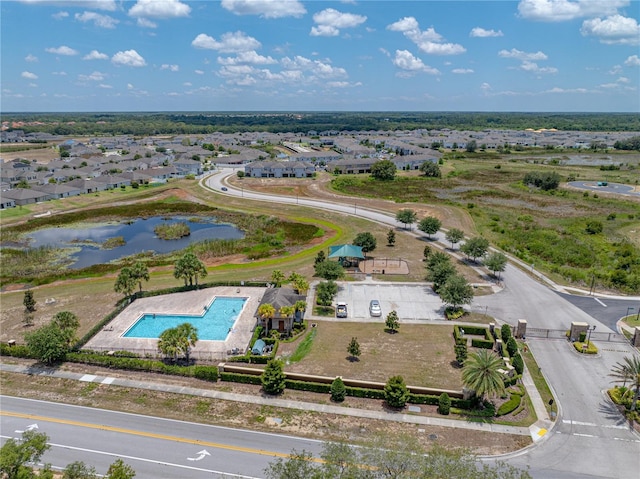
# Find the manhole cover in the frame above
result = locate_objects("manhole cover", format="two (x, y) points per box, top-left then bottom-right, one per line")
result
(428, 434), (438, 440)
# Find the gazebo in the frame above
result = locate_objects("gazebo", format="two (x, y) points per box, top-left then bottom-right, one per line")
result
(328, 244), (365, 268)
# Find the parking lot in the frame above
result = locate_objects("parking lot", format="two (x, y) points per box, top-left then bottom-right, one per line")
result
(331, 281), (444, 321)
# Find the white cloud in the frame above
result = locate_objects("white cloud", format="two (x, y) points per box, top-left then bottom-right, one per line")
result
(75, 11), (118, 28)
(192, 31), (261, 53)
(160, 64), (179, 71)
(194, 69), (204, 75)
(52, 71), (67, 76)
(183, 82), (192, 87)
(127, 83), (134, 90)
(452, 68), (474, 74)
(392, 50), (440, 75)
(99, 84), (113, 89)
(137, 17), (157, 28)
(617, 76), (630, 83)
(25, 54), (38, 62)
(470, 27), (503, 37)
(20, 0), (116, 11)
(221, 0), (306, 18)
(519, 60), (558, 73)
(499, 48), (548, 61)
(581, 15), (640, 45)
(78, 71), (106, 81)
(481, 82), (492, 91)
(45, 45), (78, 56)
(625, 55), (640, 66)
(83, 50), (109, 61)
(111, 50), (146, 67)
(218, 51), (277, 65)
(21, 71), (38, 79)
(517, 0), (629, 22)
(544, 86), (589, 94)
(310, 8), (366, 37)
(387, 16), (465, 55)
(52, 11), (68, 19)
(128, 0), (190, 18)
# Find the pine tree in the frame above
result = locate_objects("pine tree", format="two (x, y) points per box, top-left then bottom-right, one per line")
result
(23, 290), (36, 313)
(387, 228), (396, 247)
(384, 375), (409, 408)
(330, 377), (346, 402)
(261, 359), (286, 395)
(347, 337), (360, 361)
(438, 393), (451, 415)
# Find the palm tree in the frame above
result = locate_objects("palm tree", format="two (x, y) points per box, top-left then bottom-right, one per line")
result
(158, 327), (181, 362)
(177, 322), (198, 364)
(610, 355), (640, 411)
(462, 349), (505, 400)
(271, 270), (285, 287)
(258, 303), (276, 334)
(130, 261), (150, 293)
(173, 252), (207, 286)
(279, 305), (295, 335)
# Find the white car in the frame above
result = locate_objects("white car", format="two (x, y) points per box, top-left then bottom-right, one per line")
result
(336, 302), (348, 318)
(369, 300), (382, 317)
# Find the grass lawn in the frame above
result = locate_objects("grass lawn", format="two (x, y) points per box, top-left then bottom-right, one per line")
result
(623, 314), (640, 329)
(282, 322), (463, 390)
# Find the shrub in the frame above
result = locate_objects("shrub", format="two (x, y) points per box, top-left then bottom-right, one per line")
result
(330, 377), (346, 402)
(497, 393), (523, 416)
(506, 337), (518, 357)
(501, 324), (512, 342)
(384, 375), (410, 408)
(585, 220), (603, 234)
(579, 331), (587, 342)
(193, 366), (219, 382)
(261, 359), (286, 395)
(285, 380), (331, 394)
(454, 343), (467, 366)
(220, 372), (262, 385)
(438, 393), (451, 415)
(512, 353), (524, 375)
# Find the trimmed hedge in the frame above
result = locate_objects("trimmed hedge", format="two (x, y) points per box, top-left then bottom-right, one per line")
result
(471, 338), (494, 349)
(220, 372), (262, 385)
(454, 324), (495, 349)
(573, 340), (598, 354)
(0, 343), (34, 359)
(497, 393), (522, 416)
(504, 374), (522, 387)
(286, 379), (331, 394)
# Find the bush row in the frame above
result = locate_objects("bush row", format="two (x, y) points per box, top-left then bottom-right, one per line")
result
(497, 393), (523, 416)
(0, 343), (34, 359)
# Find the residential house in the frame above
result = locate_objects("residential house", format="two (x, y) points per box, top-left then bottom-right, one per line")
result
(256, 287), (306, 335)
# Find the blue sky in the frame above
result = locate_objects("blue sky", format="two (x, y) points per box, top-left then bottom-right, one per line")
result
(1, 0), (639, 112)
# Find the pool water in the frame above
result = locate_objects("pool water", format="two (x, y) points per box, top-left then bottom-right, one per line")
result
(123, 297), (247, 340)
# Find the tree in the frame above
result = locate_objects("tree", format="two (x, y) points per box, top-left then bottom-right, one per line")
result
(105, 459), (136, 479)
(462, 349), (506, 400)
(501, 323), (512, 342)
(258, 303), (276, 334)
(466, 139), (478, 152)
(370, 159), (396, 181)
(523, 171), (561, 191)
(315, 281), (338, 307)
(609, 355), (640, 411)
(439, 274), (474, 310)
(445, 228), (464, 249)
(418, 216), (441, 239)
(0, 430), (51, 479)
(114, 267), (137, 297)
(507, 337), (518, 357)
(23, 290), (36, 313)
(264, 449), (318, 479)
(512, 353), (524, 375)
(352, 232), (377, 254)
(157, 323), (198, 363)
(173, 252), (207, 286)
(63, 461), (98, 479)
(485, 251), (508, 278)
(130, 262), (150, 293)
(384, 375), (409, 408)
(347, 337), (360, 361)
(460, 236), (490, 262)
(426, 256), (456, 293)
(23, 311), (34, 327)
(420, 161), (441, 178)
(387, 228), (396, 247)
(330, 377), (346, 402)
(314, 250), (326, 265)
(292, 277), (309, 295)
(395, 209), (417, 230)
(455, 342), (468, 367)
(52, 311), (80, 346)
(314, 260), (344, 280)
(271, 269), (285, 287)
(423, 244), (432, 261)
(385, 310), (399, 333)
(438, 392), (451, 415)
(262, 359), (286, 395)
(585, 220), (603, 235)
(177, 322), (198, 364)
(25, 323), (70, 364)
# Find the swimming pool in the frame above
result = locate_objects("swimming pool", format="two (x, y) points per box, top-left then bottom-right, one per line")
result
(123, 296), (247, 340)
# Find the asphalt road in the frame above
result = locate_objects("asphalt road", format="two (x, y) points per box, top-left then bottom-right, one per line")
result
(0, 396), (324, 478)
(568, 181), (640, 198)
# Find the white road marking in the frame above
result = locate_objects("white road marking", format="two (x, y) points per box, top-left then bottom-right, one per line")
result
(79, 374), (96, 382)
(187, 449), (211, 461)
(101, 377), (115, 385)
(593, 297), (607, 307)
(14, 423), (38, 434)
(563, 420), (597, 427)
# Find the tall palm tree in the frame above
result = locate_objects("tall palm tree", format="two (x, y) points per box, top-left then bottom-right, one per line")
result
(258, 303), (276, 334)
(610, 355), (640, 411)
(279, 305), (296, 335)
(177, 322), (198, 364)
(462, 349), (505, 400)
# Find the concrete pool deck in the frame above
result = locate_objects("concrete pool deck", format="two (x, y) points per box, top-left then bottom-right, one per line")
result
(84, 286), (267, 361)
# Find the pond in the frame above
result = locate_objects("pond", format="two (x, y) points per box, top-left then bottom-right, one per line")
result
(26, 216), (244, 269)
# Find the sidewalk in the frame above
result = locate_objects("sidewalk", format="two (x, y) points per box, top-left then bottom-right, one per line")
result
(1, 362), (539, 439)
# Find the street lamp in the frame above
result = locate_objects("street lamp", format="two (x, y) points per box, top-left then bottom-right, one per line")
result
(585, 325), (596, 351)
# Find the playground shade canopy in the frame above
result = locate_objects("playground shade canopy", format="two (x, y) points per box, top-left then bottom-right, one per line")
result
(328, 244), (364, 259)
(252, 339), (266, 355)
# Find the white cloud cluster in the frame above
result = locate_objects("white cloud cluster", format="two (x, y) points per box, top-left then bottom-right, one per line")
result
(83, 50), (109, 61)
(221, 0), (306, 19)
(46, 45), (78, 56)
(111, 50), (146, 67)
(218, 51), (277, 66)
(78, 71), (106, 81)
(452, 68), (474, 74)
(499, 48), (547, 61)
(470, 27), (503, 38)
(625, 55), (640, 66)
(25, 54), (38, 62)
(519, 60), (558, 74)
(517, 0), (628, 22)
(160, 64), (179, 72)
(75, 11), (118, 28)
(387, 16), (465, 55)
(128, 0), (190, 18)
(21, 71), (38, 80)
(310, 8), (366, 37)
(20, 0), (117, 11)
(392, 50), (440, 76)
(581, 15), (640, 45)
(192, 31), (261, 53)
(52, 11), (69, 20)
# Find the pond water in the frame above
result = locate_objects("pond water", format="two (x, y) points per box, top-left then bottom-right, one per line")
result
(26, 216), (244, 269)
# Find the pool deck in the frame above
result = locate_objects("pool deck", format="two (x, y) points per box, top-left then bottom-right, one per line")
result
(84, 286), (266, 361)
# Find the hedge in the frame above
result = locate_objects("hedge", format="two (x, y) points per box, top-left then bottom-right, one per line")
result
(345, 386), (386, 400)
(285, 379), (331, 394)
(219, 372), (262, 385)
(471, 338), (494, 349)
(497, 393), (523, 416)
(0, 343), (34, 359)
(573, 340), (598, 354)
(408, 393), (471, 409)
(504, 374), (522, 387)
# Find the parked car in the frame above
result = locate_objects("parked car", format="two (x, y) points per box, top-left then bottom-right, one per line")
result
(336, 302), (348, 318)
(221, 186), (228, 191)
(369, 299), (382, 317)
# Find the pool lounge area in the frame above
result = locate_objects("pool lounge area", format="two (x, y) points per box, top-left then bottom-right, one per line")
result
(84, 286), (266, 361)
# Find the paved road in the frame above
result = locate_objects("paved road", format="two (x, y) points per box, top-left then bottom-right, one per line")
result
(568, 181), (640, 198)
(204, 169), (640, 478)
(0, 396), (323, 478)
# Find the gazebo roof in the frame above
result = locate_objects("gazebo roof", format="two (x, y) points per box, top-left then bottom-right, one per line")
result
(328, 244), (364, 259)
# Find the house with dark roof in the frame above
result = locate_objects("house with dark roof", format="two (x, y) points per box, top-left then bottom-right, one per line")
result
(256, 287), (306, 335)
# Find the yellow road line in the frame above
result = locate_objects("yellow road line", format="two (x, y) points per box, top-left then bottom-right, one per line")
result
(1, 410), (314, 461)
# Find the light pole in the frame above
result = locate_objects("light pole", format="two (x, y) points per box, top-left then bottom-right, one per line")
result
(586, 325), (596, 351)
(626, 307), (635, 319)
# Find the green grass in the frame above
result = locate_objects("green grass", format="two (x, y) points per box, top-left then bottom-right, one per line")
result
(522, 344), (555, 418)
(623, 314), (640, 329)
(288, 328), (317, 363)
